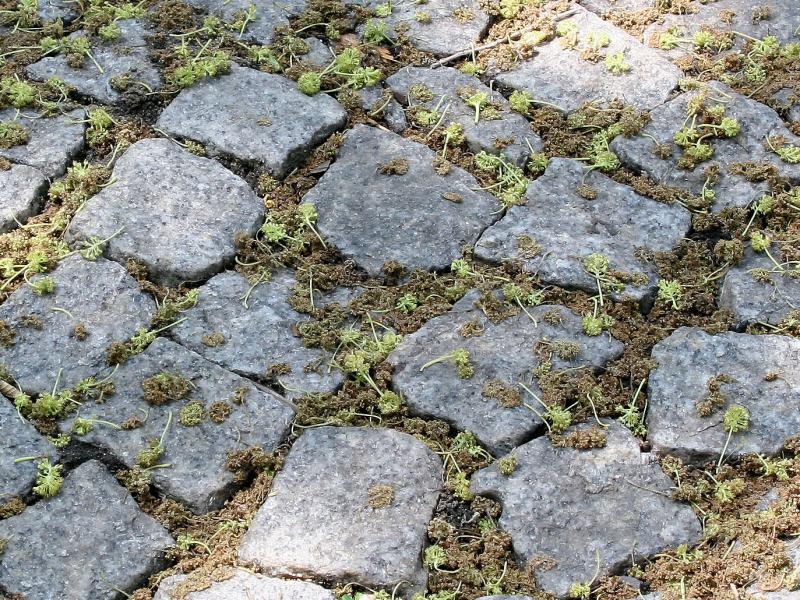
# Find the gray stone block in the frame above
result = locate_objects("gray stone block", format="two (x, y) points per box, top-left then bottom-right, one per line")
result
(0, 255), (155, 396)
(475, 158), (691, 302)
(65, 138), (263, 286)
(238, 426), (442, 595)
(302, 124), (499, 277)
(61, 337), (294, 513)
(0, 164), (47, 233)
(156, 65), (347, 177)
(648, 327), (800, 463)
(0, 460), (173, 600)
(471, 424), (702, 599)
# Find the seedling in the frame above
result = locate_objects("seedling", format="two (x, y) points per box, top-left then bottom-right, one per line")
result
(441, 122), (464, 156)
(363, 19), (393, 45)
(717, 405), (749, 470)
(71, 416), (122, 435)
(657, 279), (683, 309)
(582, 253), (621, 306)
(604, 51), (630, 75)
(502, 282), (542, 324)
(32, 458), (63, 497)
(766, 136), (800, 164)
(395, 293), (418, 313)
(0, 75), (36, 108)
(474, 151), (529, 208)
(424, 544), (448, 569)
(420, 348), (474, 378)
(519, 381), (572, 434)
(137, 411), (172, 468)
(756, 454), (791, 481)
(464, 90), (489, 123)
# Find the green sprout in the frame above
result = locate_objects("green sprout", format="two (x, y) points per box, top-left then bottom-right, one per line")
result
(464, 91), (489, 124)
(657, 279), (683, 310)
(71, 416), (122, 436)
(32, 458), (63, 497)
(363, 19), (393, 44)
(717, 405), (750, 469)
(604, 51), (630, 75)
(519, 381), (572, 434)
(442, 122), (464, 156)
(137, 411), (173, 468)
(420, 348), (474, 379)
(395, 293), (418, 314)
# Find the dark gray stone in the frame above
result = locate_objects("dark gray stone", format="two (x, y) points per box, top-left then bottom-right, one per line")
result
(645, 0), (800, 50)
(350, 0), (489, 57)
(648, 327), (800, 463)
(389, 291), (625, 454)
(170, 270), (343, 400)
(61, 337), (294, 513)
(720, 247), (800, 328)
(493, 6), (681, 113)
(154, 570), (335, 600)
(26, 20), (162, 104)
(38, 0), (79, 22)
(0, 399), (53, 500)
(65, 138), (263, 286)
(580, 0), (653, 14)
(610, 82), (800, 212)
(0, 164), (47, 233)
(0, 108), (85, 178)
(477, 596), (536, 600)
(0, 460), (173, 600)
(386, 66), (543, 166)
(471, 424), (703, 599)
(303, 124), (499, 277)
(301, 37), (334, 68)
(156, 65), (347, 177)
(475, 158), (691, 302)
(355, 86), (408, 133)
(238, 426), (442, 595)
(0, 255), (155, 396)
(184, 0), (307, 45)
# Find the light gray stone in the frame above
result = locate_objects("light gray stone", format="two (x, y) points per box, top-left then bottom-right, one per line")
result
(301, 37), (334, 68)
(648, 327), (800, 463)
(720, 247), (800, 328)
(0, 399), (53, 500)
(475, 158), (691, 302)
(580, 0), (654, 14)
(156, 65), (347, 177)
(0, 164), (47, 233)
(65, 138), (263, 286)
(38, 0), (79, 22)
(169, 270), (343, 400)
(303, 124), (499, 277)
(493, 6), (681, 113)
(0, 255), (155, 396)
(610, 82), (800, 211)
(350, 0), (489, 56)
(386, 66), (543, 166)
(0, 108), (85, 178)
(185, 0), (307, 45)
(238, 426), (442, 595)
(355, 85), (408, 133)
(61, 337), (294, 513)
(389, 291), (625, 454)
(26, 20), (162, 104)
(154, 570), (335, 600)
(477, 596), (536, 600)
(471, 424), (703, 599)
(645, 0), (800, 51)
(0, 460), (173, 600)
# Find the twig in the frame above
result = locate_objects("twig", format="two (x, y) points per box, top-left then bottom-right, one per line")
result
(0, 379), (22, 400)
(430, 8), (579, 68)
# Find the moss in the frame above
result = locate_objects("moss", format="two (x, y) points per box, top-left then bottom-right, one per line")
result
(497, 455), (518, 476)
(208, 401), (232, 423)
(142, 372), (192, 406)
(482, 379), (521, 408)
(0, 319), (16, 347)
(0, 120), (28, 148)
(552, 426), (608, 449)
(377, 158), (409, 175)
(201, 332), (225, 347)
(179, 400), (205, 427)
(367, 484), (395, 508)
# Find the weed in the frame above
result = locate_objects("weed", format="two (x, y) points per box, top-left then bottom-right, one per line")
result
(604, 51), (630, 74)
(420, 348), (474, 378)
(32, 458), (63, 497)
(717, 405), (750, 470)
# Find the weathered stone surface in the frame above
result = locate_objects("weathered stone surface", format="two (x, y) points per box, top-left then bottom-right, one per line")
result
(0, 164), (47, 233)
(471, 424), (703, 598)
(65, 138), (263, 286)
(386, 66), (543, 166)
(645, 0), (800, 50)
(611, 82), (800, 212)
(26, 20), (162, 104)
(170, 270), (343, 400)
(62, 338), (294, 513)
(0, 108), (85, 178)
(238, 426), (442, 595)
(355, 85), (408, 133)
(493, 7), (681, 113)
(0, 460), (173, 600)
(0, 255), (155, 396)
(477, 596), (536, 600)
(580, 0), (653, 14)
(389, 290), (625, 454)
(38, 0), (79, 22)
(475, 158), (691, 302)
(303, 124), (499, 277)
(648, 328), (800, 463)
(350, 0), (489, 57)
(156, 65), (347, 177)
(302, 37), (334, 67)
(719, 247), (800, 328)
(0, 399), (53, 500)
(154, 570), (335, 600)
(185, 0), (307, 45)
